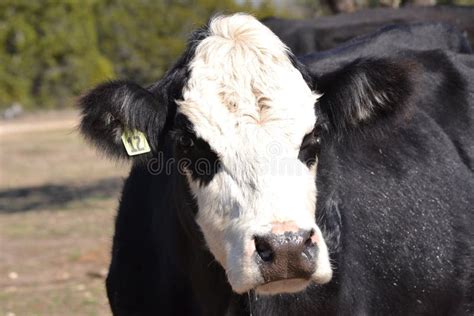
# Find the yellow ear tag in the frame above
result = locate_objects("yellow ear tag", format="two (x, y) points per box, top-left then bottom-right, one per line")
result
(121, 129), (151, 156)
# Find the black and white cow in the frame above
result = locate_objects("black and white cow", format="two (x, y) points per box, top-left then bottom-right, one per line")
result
(79, 14), (474, 315)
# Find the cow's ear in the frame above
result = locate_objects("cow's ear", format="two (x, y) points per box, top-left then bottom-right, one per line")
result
(315, 58), (412, 134)
(79, 80), (168, 161)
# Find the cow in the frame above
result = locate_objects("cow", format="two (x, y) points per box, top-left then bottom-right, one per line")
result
(262, 6), (474, 56)
(299, 22), (472, 75)
(78, 14), (474, 315)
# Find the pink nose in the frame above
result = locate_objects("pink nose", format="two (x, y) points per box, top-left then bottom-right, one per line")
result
(270, 221), (319, 244)
(270, 221), (300, 234)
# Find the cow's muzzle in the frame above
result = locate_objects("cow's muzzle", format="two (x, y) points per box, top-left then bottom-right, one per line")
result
(254, 227), (317, 284)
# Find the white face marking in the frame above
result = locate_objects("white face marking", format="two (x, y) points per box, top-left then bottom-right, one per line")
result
(178, 14), (332, 293)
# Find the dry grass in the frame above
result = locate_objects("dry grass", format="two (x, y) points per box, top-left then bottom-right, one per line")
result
(0, 111), (129, 315)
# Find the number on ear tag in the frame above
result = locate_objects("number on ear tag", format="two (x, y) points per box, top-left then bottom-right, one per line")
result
(121, 129), (151, 156)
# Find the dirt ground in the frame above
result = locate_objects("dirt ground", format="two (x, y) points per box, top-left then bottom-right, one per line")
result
(0, 111), (129, 315)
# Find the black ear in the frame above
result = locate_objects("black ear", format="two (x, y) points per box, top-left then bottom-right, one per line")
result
(289, 52), (315, 90)
(79, 80), (167, 160)
(315, 58), (413, 135)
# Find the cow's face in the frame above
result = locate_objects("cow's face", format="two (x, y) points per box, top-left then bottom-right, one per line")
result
(172, 15), (331, 294)
(79, 13), (411, 295)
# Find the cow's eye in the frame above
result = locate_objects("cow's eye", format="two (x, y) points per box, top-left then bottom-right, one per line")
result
(298, 127), (322, 166)
(313, 125), (322, 138)
(314, 130), (322, 144)
(301, 127), (321, 150)
(178, 135), (194, 148)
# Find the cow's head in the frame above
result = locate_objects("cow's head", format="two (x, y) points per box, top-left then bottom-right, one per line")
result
(79, 14), (410, 294)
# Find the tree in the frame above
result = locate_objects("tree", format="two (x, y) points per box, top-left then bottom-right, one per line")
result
(95, 0), (277, 86)
(0, 0), (277, 110)
(0, 0), (114, 109)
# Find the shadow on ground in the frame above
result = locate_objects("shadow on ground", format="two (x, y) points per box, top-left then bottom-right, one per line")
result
(0, 177), (124, 213)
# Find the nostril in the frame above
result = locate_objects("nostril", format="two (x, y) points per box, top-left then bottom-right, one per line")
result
(254, 236), (274, 262)
(304, 229), (315, 248)
(255, 230), (317, 282)
(302, 229), (317, 261)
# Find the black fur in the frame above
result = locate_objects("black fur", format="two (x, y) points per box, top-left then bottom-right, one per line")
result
(263, 8), (474, 56)
(300, 22), (472, 75)
(79, 80), (166, 161)
(172, 114), (221, 186)
(78, 22), (474, 315)
(316, 58), (413, 137)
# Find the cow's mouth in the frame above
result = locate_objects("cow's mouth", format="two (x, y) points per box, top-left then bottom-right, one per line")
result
(255, 278), (311, 295)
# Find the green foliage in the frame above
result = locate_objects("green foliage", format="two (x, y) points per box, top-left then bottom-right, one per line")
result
(0, 0), (115, 109)
(95, 0), (277, 86)
(0, 0), (277, 110)
(1, 0), (473, 110)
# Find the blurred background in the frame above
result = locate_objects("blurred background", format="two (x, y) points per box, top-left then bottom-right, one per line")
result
(0, 0), (473, 315)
